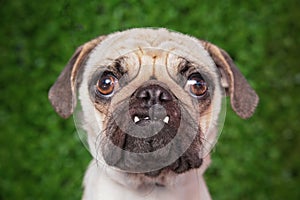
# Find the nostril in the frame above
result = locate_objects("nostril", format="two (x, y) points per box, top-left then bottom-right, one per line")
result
(136, 90), (151, 100)
(135, 84), (173, 105)
(159, 90), (172, 102)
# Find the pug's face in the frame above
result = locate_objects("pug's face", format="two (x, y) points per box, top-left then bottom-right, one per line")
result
(49, 28), (258, 177)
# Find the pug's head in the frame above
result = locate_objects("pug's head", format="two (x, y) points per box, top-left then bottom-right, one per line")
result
(49, 28), (258, 177)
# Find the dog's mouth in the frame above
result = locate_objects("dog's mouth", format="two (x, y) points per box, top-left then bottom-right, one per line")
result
(133, 114), (170, 126)
(100, 104), (203, 176)
(98, 84), (203, 176)
(101, 111), (203, 176)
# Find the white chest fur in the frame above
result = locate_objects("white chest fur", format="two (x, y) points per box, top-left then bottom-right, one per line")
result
(83, 158), (211, 200)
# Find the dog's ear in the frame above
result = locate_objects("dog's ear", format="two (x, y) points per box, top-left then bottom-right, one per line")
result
(200, 40), (259, 119)
(48, 36), (106, 118)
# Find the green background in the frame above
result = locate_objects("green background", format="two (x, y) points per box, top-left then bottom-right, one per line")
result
(1, 0), (299, 199)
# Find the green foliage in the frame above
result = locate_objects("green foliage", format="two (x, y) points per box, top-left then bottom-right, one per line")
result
(0, 0), (299, 199)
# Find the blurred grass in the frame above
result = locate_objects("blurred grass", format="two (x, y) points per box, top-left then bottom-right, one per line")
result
(0, 0), (299, 199)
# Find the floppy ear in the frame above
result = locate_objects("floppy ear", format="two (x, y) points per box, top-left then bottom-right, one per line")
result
(48, 36), (106, 119)
(200, 40), (259, 119)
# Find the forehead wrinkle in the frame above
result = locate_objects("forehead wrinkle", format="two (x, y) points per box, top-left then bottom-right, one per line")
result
(138, 46), (144, 55)
(133, 50), (142, 73)
(134, 46), (143, 63)
(152, 56), (157, 78)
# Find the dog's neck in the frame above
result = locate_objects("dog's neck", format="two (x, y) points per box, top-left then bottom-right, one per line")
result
(83, 157), (211, 200)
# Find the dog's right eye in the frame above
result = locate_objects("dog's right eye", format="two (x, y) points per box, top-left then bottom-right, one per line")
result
(96, 74), (118, 97)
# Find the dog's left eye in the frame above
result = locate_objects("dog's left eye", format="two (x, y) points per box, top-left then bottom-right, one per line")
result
(96, 74), (118, 97)
(186, 74), (208, 98)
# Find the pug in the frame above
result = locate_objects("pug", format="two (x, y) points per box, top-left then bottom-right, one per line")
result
(48, 28), (258, 200)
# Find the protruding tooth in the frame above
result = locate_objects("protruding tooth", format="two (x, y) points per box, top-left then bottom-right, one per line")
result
(144, 116), (150, 120)
(163, 116), (170, 124)
(134, 116), (140, 123)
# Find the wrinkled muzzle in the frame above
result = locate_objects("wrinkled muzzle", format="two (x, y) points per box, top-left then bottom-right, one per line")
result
(100, 83), (203, 176)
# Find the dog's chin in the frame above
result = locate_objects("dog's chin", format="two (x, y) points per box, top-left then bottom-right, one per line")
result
(103, 142), (203, 178)
(143, 154), (203, 177)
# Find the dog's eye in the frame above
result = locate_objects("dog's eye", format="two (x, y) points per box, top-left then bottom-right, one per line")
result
(96, 74), (118, 96)
(186, 74), (208, 98)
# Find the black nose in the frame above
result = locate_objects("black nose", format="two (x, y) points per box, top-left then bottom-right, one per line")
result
(135, 85), (173, 106)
